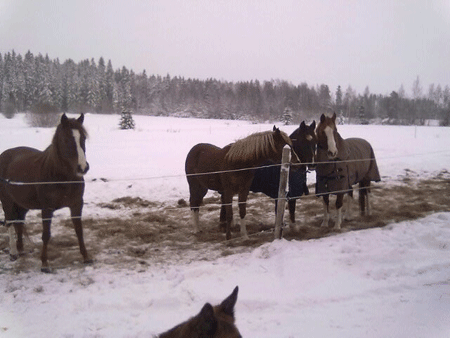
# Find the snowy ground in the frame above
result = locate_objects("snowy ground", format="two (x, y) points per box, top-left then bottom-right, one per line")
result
(1, 113), (450, 337)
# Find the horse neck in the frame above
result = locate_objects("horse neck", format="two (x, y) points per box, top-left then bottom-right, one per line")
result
(334, 131), (349, 160)
(41, 143), (75, 180)
(225, 144), (282, 168)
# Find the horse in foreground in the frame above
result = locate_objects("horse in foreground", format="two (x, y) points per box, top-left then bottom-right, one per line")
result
(0, 113), (91, 272)
(185, 127), (296, 240)
(315, 113), (380, 229)
(159, 286), (241, 338)
(250, 121), (317, 226)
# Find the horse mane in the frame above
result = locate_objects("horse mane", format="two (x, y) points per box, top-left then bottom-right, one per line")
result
(225, 130), (292, 164)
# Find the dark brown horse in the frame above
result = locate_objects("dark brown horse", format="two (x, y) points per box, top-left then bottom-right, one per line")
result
(185, 127), (295, 240)
(159, 286), (241, 338)
(0, 113), (91, 272)
(315, 113), (380, 229)
(250, 121), (317, 226)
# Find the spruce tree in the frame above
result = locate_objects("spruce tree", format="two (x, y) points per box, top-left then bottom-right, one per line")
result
(119, 110), (135, 129)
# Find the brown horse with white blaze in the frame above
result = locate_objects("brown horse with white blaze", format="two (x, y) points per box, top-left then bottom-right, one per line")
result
(0, 113), (91, 272)
(315, 113), (380, 229)
(159, 286), (241, 338)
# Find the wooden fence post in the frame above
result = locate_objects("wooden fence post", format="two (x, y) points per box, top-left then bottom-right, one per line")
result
(274, 145), (291, 239)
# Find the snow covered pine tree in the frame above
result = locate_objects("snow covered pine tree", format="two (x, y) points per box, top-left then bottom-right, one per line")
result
(119, 111), (135, 130)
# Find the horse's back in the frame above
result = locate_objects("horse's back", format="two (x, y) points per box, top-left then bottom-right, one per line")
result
(185, 143), (224, 174)
(0, 146), (41, 179)
(345, 138), (380, 183)
(185, 143), (226, 192)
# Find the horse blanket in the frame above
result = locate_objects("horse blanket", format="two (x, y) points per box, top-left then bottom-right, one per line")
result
(250, 161), (309, 200)
(315, 137), (380, 196)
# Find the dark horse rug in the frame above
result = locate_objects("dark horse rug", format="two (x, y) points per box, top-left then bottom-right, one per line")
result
(315, 137), (381, 196)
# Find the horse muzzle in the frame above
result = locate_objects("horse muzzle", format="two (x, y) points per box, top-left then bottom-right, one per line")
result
(327, 150), (338, 159)
(77, 162), (90, 176)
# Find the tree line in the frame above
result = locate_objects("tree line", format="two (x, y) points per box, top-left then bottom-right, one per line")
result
(1, 50), (449, 125)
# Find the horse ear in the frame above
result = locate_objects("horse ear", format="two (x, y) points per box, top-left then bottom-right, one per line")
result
(197, 303), (218, 335)
(332, 112), (337, 122)
(273, 126), (280, 134)
(311, 120), (316, 129)
(61, 113), (68, 125)
(217, 286), (239, 319)
(300, 121), (306, 130)
(320, 114), (326, 123)
(77, 113), (84, 124)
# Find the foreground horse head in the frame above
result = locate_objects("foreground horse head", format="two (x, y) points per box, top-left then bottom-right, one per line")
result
(315, 113), (381, 229)
(0, 113), (91, 272)
(159, 286), (241, 338)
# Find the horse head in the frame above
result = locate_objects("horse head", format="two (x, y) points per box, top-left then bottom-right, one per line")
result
(290, 121), (317, 170)
(272, 125), (301, 165)
(159, 286), (241, 338)
(55, 113), (89, 177)
(316, 112), (339, 159)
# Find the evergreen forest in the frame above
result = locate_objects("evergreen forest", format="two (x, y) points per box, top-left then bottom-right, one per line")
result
(1, 50), (449, 125)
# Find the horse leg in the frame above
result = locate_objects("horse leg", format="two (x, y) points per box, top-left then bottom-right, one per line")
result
(334, 193), (345, 230)
(189, 184), (207, 233)
(5, 205), (27, 260)
(7, 225), (18, 261)
(321, 195), (330, 228)
(14, 223), (24, 253)
(359, 181), (370, 216)
(238, 190), (249, 240)
(222, 191), (234, 240)
(41, 209), (53, 273)
(366, 183), (372, 216)
(220, 194), (227, 232)
(361, 181), (372, 216)
(71, 205), (92, 264)
(288, 199), (297, 226)
(14, 207), (28, 254)
(343, 192), (353, 221)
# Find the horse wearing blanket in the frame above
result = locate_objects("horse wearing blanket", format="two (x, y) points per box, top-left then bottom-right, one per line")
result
(185, 127), (296, 240)
(315, 113), (380, 229)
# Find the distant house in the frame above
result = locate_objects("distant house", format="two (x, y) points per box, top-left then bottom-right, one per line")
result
(423, 119), (441, 126)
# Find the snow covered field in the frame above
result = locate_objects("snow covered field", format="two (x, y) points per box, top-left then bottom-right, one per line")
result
(1, 113), (450, 337)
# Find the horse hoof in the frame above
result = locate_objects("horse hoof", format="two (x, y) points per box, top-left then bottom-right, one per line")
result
(9, 254), (18, 261)
(41, 267), (53, 273)
(84, 259), (94, 265)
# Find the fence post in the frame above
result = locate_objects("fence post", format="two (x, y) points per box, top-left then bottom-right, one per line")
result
(274, 145), (291, 239)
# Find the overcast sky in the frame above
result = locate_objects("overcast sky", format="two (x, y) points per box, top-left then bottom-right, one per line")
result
(1, 0), (449, 96)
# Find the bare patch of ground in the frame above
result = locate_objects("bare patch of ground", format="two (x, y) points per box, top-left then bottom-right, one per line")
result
(1, 170), (450, 273)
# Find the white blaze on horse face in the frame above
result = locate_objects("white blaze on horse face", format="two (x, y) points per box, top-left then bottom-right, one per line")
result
(324, 126), (338, 158)
(72, 129), (88, 176)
